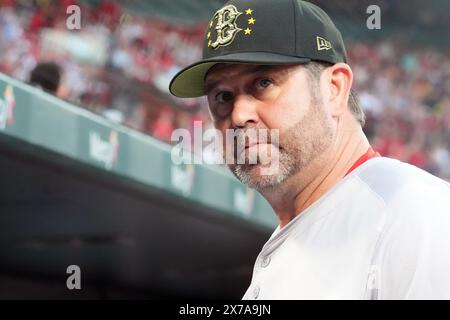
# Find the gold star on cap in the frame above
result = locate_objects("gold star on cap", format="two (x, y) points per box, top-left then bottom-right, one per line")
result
(244, 28), (252, 35)
(248, 17), (255, 24)
(245, 8), (253, 15)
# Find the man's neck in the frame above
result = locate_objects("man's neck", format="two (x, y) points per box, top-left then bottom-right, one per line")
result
(260, 125), (370, 228)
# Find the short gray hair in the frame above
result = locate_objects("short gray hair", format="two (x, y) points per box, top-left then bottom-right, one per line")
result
(303, 61), (365, 127)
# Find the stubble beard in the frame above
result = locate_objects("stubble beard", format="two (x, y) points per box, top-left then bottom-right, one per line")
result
(228, 91), (334, 191)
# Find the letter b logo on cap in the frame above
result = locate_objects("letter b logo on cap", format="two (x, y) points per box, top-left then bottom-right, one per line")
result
(208, 5), (243, 49)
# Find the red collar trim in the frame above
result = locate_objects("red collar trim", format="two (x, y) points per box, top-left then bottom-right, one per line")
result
(344, 147), (381, 177)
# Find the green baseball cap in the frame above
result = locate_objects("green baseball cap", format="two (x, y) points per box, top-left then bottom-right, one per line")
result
(169, 0), (348, 98)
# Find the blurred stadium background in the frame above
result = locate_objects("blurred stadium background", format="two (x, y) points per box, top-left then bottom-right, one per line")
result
(0, 0), (449, 299)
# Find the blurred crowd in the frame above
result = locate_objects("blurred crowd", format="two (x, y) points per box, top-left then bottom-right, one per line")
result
(0, 0), (209, 142)
(349, 40), (450, 180)
(312, 0), (450, 30)
(1, 0), (449, 180)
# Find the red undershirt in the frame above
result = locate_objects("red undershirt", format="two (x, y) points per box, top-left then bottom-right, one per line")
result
(344, 147), (381, 177)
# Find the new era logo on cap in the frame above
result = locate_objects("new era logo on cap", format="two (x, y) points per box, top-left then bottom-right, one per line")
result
(317, 36), (332, 51)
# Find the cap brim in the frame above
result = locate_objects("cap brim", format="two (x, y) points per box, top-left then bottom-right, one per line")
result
(169, 52), (311, 98)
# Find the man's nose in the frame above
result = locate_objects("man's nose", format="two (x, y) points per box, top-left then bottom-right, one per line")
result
(231, 94), (259, 128)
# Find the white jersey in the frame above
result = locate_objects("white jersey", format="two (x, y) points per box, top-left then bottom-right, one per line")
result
(243, 157), (450, 300)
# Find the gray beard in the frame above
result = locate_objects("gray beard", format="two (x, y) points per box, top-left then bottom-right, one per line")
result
(228, 95), (334, 191)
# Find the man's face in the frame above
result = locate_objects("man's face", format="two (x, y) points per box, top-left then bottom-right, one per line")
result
(205, 63), (335, 190)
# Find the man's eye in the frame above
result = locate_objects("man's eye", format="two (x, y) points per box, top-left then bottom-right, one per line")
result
(256, 78), (273, 89)
(216, 91), (233, 104)
(210, 91), (233, 120)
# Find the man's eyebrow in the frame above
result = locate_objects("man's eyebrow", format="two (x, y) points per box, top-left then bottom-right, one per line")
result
(204, 65), (281, 94)
(204, 79), (221, 95)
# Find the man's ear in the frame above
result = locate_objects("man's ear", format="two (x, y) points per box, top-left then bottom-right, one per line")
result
(324, 63), (353, 118)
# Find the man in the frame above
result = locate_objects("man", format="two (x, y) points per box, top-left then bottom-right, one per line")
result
(169, 0), (450, 299)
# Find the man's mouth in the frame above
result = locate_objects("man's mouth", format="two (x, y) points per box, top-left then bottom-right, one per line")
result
(244, 141), (260, 150)
(237, 142), (273, 163)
